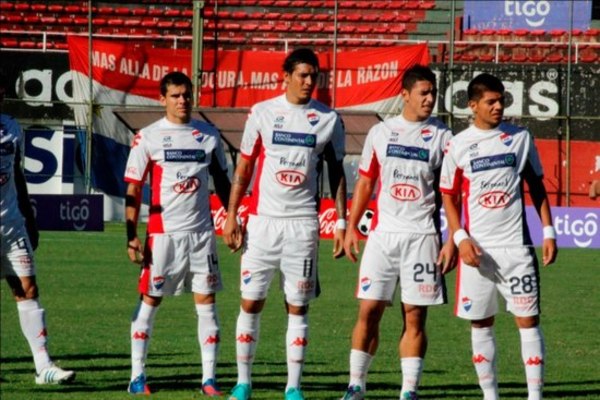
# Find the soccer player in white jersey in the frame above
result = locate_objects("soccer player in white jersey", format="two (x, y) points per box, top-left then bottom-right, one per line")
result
(341, 65), (455, 400)
(222, 48), (347, 400)
(440, 73), (557, 400)
(124, 72), (231, 396)
(0, 76), (75, 385)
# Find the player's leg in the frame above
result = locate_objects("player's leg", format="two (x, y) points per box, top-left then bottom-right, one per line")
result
(399, 304), (428, 399)
(190, 230), (224, 396)
(500, 247), (543, 400)
(129, 294), (161, 394)
(285, 302), (309, 400)
(3, 231), (75, 385)
(456, 250), (499, 400)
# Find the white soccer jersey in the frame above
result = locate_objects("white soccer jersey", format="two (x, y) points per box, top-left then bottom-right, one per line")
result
(124, 117), (228, 234)
(359, 115), (452, 234)
(240, 94), (345, 218)
(439, 123), (544, 247)
(0, 114), (26, 233)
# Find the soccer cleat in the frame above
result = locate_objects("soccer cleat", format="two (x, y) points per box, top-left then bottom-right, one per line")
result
(285, 387), (305, 400)
(35, 364), (76, 385)
(228, 383), (252, 400)
(128, 374), (151, 395)
(202, 378), (224, 396)
(400, 391), (419, 400)
(341, 385), (365, 400)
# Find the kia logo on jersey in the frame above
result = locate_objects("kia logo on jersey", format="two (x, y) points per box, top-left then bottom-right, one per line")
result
(390, 183), (422, 201)
(173, 177), (200, 193)
(276, 170), (306, 186)
(307, 112), (319, 126)
(500, 132), (513, 146)
(421, 128), (433, 142)
(478, 190), (511, 208)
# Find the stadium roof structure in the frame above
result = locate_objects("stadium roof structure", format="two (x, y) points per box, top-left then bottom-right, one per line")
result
(113, 107), (380, 156)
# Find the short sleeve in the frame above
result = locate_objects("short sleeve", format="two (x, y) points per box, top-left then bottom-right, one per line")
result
(124, 131), (150, 184)
(240, 109), (262, 160)
(439, 138), (462, 195)
(358, 126), (379, 179)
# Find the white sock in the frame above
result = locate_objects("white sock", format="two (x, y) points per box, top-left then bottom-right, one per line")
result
(401, 357), (423, 394)
(286, 314), (308, 391)
(348, 349), (373, 390)
(17, 299), (52, 374)
(520, 327), (545, 400)
(235, 308), (261, 385)
(130, 301), (158, 381)
(196, 303), (220, 383)
(471, 327), (499, 400)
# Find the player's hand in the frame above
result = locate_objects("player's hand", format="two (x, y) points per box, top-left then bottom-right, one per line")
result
(223, 214), (244, 252)
(127, 237), (144, 264)
(343, 227), (361, 263)
(333, 228), (346, 259)
(458, 239), (482, 267)
(437, 241), (457, 274)
(542, 238), (557, 266)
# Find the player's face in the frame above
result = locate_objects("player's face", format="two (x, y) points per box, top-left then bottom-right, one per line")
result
(284, 63), (318, 105)
(470, 90), (504, 130)
(161, 83), (192, 124)
(401, 80), (437, 122)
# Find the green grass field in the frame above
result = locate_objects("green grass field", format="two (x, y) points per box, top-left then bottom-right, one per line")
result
(1, 223), (599, 399)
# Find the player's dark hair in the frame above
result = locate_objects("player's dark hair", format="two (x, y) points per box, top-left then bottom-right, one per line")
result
(283, 48), (319, 74)
(467, 73), (505, 101)
(402, 65), (436, 91)
(160, 72), (192, 96)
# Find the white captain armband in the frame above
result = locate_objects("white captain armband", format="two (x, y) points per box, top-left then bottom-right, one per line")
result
(335, 219), (347, 230)
(543, 226), (556, 240)
(453, 229), (470, 246)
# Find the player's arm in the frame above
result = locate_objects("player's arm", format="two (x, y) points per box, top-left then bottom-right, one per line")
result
(208, 151), (231, 210)
(523, 162), (557, 266)
(344, 175), (374, 263)
(125, 182), (144, 264)
(223, 156), (254, 252)
(14, 146), (39, 250)
(433, 167), (456, 274)
(442, 192), (482, 267)
(325, 144), (347, 259)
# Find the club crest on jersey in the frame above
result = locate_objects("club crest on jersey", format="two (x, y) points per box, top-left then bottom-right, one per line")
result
(462, 296), (472, 312)
(500, 132), (513, 146)
(242, 270), (252, 285)
(153, 276), (165, 290)
(361, 277), (372, 292)
(421, 128), (433, 142)
(192, 129), (204, 143)
(307, 112), (319, 126)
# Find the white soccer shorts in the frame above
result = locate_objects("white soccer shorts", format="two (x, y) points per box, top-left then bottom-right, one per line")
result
(240, 215), (320, 306)
(138, 230), (223, 297)
(0, 225), (36, 279)
(357, 231), (446, 306)
(455, 246), (540, 320)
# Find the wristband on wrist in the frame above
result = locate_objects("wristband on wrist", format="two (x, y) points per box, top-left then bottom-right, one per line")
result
(236, 215), (243, 225)
(543, 225), (556, 239)
(453, 229), (470, 246)
(335, 219), (347, 230)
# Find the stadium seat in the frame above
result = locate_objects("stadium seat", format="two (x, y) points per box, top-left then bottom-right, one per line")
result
(73, 17), (88, 26)
(157, 21), (174, 29)
(478, 54), (495, 63)
(1, 38), (18, 48)
(107, 19), (124, 27)
(23, 15), (40, 24)
(64, 5), (81, 14)
(307, 25), (323, 33)
(0, 2), (13, 11)
(373, 1), (388, 9)
(31, 4), (47, 12)
(19, 40), (36, 48)
(132, 8), (148, 16)
(165, 9), (181, 17)
(14, 3), (29, 11)
(125, 19), (142, 27)
(174, 21), (191, 29)
(232, 11), (248, 19)
(290, 25), (306, 33)
(240, 23), (258, 32)
(361, 14), (378, 23)
(41, 16), (57, 24)
(306, 1), (323, 7)
(512, 53), (528, 63)
(584, 28), (599, 42)
(356, 26), (372, 34)
(114, 7), (131, 16)
(141, 19), (158, 28)
(314, 14), (330, 21)
(48, 4), (64, 13)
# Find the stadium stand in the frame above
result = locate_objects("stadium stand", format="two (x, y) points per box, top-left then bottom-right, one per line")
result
(0, 0), (598, 62)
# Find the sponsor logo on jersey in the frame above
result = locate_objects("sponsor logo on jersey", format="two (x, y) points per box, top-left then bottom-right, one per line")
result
(390, 183), (422, 201)
(0, 172), (9, 186)
(164, 149), (206, 162)
(478, 190), (511, 208)
(242, 269), (252, 284)
(153, 276), (165, 290)
(500, 132), (513, 146)
(421, 128), (433, 142)
(162, 135), (173, 148)
(462, 296), (472, 312)
(173, 177), (201, 193)
(307, 112), (319, 126)
(192, 129), (204, 143)
(0, 141), (15, 155)
(276, 170), (306, 186)
(279, 156), (306, 168)
(361, 277), (372, 292)
(393, 170), (419, 182)
(272, 131), (316, 148)
(386, 144), (430, 162)
(470, 153), (516, 172)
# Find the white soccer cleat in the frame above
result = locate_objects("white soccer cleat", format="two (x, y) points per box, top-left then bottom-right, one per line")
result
(35, 364), (76, 384)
